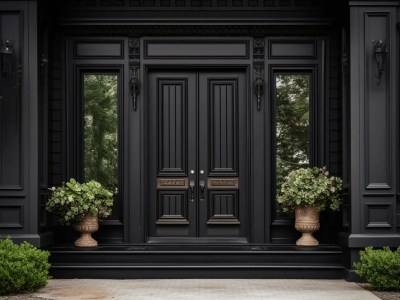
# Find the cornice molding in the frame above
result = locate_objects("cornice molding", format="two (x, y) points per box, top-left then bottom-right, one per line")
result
(58, 24), (336, 36)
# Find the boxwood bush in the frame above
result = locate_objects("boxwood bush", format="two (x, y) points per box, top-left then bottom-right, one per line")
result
(0, 238), (51, 295)
(354, 246), (400, 291)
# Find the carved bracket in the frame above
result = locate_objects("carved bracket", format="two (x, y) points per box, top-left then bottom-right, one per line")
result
(129, 37), (140, 110)
(253, 38), (265, 111)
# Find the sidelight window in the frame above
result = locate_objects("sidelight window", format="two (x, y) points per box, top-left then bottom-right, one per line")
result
(274, 73), (311, 193)
(82, 74), (119, 193)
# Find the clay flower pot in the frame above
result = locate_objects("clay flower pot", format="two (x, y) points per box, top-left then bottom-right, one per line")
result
(74, 214), (99, 247)
(294, 206), (320, 246)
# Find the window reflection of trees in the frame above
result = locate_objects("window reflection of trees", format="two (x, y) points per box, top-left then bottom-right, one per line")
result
(276, 74), (310, 192)
(83, 74), (118, 193)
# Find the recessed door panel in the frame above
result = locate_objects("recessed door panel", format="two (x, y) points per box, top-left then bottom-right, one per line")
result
(199, 71), (247, 237)
(157, 79), (187, 176)
(148, 69), (247, 241)
(208, 79), (238, 176)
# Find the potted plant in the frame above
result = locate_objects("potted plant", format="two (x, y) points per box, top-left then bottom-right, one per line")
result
(45, 178), (114, 247)
(277, 166), (342, 246)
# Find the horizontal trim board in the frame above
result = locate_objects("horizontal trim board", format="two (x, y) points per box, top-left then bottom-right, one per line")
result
(363, 193), (395, 197)
(338, 233), (400, 248)
(268, 40), (317, 58)
(74, 40), (124, 58)
(144, 40), (249, 59)
(0, 185), (23, 191)
(51, 265), (344, 270)
(349, 1), (398, 6)
(49, 266), (344, 279)
(48, 244), (343, 253)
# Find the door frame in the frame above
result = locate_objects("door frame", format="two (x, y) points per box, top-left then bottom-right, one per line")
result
(145, 68), (250, 243)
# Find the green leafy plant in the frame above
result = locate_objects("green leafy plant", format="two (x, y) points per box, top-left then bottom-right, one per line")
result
(0, 238), (51, 295)
(46, 178), (114, 226)
(277, 166), (342, 213)
(354, 246), (400, 291)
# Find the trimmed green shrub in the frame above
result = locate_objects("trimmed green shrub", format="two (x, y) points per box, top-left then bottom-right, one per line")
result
(354, 246), (400, 291)
(0, 238), (51, 295)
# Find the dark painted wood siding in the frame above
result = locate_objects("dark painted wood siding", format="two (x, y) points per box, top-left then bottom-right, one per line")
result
(48, 37), (64, 187)
(328, 33), (342, 177)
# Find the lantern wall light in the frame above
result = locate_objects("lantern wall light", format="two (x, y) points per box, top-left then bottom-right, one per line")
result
(372, 40), (387, 85)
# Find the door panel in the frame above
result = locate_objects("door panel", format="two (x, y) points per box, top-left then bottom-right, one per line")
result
(148, 69), (247, 241)
(198, 71), (247, 237)
(148, 71), (197, 237)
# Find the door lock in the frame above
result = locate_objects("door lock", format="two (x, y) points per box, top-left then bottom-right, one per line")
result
(189, 180), (195, 202)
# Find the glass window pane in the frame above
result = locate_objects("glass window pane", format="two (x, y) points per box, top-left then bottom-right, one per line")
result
(275, 74), (310, 192)
(83, 74), (118, 193)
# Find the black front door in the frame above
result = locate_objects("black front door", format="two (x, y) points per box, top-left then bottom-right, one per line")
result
(148, 69), (248, 242)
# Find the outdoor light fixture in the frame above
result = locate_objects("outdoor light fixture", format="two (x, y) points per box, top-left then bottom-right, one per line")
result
(1, 39), (14, 76)
(372, 40), (387, 85)
(254, 68), (264, 111)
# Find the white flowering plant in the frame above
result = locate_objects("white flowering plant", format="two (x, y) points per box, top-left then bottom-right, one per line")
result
(277, 166), (342, 213)
(45, 178), (114, 226)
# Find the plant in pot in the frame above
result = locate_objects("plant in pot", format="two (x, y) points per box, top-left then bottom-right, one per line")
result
(45, 178), (114, 248)
(277, 166), (342, 246)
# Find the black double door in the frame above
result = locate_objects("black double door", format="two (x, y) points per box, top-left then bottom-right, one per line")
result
(148, 69), (248, 241)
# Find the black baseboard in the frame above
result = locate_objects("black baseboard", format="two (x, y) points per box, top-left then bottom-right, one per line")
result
(0, 231), (54, 247)
(50, 265), (344, 279)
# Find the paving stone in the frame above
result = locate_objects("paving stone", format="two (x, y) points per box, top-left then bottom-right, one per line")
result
(29, 279), (380, 300)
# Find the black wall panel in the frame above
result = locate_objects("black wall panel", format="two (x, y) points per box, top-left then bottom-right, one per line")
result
(0, 1), (52, 247)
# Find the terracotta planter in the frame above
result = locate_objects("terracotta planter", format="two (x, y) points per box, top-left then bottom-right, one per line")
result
(74, 214), (99, 247)
(294, 206), (320, 246)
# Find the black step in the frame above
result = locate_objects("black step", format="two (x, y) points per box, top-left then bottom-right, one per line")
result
(48, 244), (344, 279)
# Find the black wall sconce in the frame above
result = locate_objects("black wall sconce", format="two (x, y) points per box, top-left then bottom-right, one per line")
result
(1, 39), (14, 77)
(372, 40), (387, 85)
(254, 68), (264, 111)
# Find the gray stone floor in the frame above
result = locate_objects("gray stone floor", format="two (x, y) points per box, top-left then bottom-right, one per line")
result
(13, 279), (380, 300)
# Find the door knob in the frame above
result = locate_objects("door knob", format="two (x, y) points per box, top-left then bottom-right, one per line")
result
(199, 180), (205, 201)
(189, 180), (195, 202)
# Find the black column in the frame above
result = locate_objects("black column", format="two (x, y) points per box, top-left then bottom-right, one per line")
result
(0, 1), (52, 247)
(340, 1), (399, 281)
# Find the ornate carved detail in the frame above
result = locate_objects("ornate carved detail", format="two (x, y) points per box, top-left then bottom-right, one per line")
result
(129, 37), (140, 110)
(253, 37), (265, 111)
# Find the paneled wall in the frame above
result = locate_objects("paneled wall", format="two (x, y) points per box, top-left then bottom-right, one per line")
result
(341, 1), (399, 280)
(0, 1), (51, 246)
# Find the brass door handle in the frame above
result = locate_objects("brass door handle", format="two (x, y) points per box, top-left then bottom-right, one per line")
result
(200, 180), (205, 201)
(189, 180), (195, 202)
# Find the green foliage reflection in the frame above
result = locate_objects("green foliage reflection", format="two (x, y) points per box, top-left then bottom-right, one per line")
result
(83, 74), (118, 192)
(276, 74), (310, 191)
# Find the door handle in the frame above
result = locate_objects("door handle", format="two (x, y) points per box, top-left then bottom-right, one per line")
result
(189, 180), (195, 202)
(200, 180), (205, 201)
